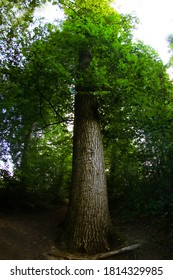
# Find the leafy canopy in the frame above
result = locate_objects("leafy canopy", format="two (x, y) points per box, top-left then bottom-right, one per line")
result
(1, 0), (173, 210)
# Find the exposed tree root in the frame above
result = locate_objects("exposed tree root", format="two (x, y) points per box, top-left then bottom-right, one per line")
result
(93, 244), (141, 259)
(41, 244), (141, 260)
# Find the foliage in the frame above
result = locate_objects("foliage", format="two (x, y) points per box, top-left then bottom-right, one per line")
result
(0, 0), (73, 201)
(1, 0), (136, 198)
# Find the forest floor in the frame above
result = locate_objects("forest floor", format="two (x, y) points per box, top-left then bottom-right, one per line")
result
(0, 204), (171, 260)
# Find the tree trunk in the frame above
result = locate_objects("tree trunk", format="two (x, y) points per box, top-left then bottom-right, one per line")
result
(65, 93), (112, 253)
(19, 128), (32, 190)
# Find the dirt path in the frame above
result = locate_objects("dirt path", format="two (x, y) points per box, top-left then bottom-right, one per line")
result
(0, 206), (67, 260)
(0, 206), (170, 260)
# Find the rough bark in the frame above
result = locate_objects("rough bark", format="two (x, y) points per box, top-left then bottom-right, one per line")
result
(65, 93), (112, 253)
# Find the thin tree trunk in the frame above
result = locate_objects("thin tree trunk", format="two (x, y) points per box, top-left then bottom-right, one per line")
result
(65, 93), (112, 253)
(19, 128), (32, 189)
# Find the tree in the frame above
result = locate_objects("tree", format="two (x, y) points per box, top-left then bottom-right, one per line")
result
(57, 0), (136, 253)
(168, 34), (173, 66)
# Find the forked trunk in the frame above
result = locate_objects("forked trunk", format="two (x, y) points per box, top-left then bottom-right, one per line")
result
(65, 93), (112, 253)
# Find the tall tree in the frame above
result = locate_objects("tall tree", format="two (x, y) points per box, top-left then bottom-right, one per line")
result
(57, 0), (135, 253)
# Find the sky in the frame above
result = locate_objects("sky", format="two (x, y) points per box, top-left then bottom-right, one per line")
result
(114, 0), (173, 64)
(37, 0), (173, 66)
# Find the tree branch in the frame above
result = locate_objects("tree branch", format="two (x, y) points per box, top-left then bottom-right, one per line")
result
(93, 244), (141, 260)
(42, 95), (67, 123)
(40, 120), (71, 130)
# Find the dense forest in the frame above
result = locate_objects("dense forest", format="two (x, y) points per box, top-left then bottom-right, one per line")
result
(1, 0), (173, 259)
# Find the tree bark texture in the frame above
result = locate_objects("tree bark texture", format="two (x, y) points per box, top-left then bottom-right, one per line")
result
(65, 93), (112, 253)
